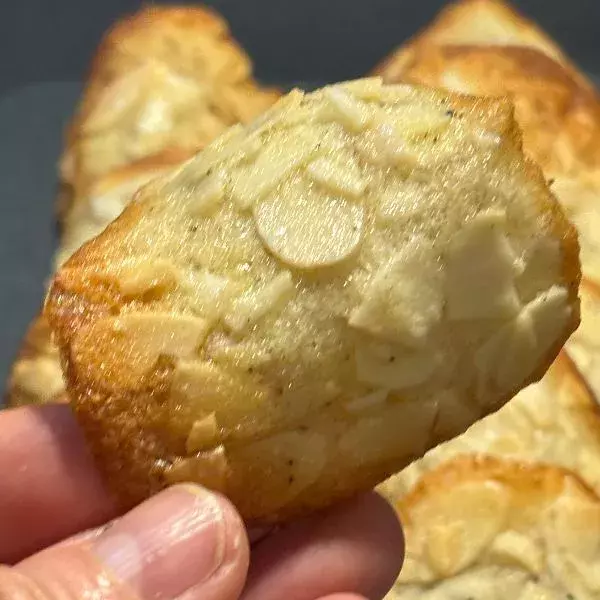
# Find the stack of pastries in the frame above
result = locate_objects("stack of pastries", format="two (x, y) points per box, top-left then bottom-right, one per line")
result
(7, 0), (600, 596)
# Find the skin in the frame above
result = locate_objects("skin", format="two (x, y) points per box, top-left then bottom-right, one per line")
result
(0, 404), (404, 599)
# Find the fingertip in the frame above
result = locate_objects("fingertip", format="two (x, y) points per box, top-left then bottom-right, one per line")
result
(242, 491), (404, 600)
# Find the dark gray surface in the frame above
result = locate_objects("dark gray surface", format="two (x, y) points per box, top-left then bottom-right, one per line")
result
(0, 0), (599, 395)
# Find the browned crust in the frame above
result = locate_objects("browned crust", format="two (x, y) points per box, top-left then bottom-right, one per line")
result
(379, 44), (600, 178)
(397, 454), (599, 525)
(373, 0), (587, 88)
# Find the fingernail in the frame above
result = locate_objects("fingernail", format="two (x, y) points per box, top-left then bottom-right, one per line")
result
(93, 485), (226, 599)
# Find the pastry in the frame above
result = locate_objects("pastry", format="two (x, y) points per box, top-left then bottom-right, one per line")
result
(45, 80), (579, 521)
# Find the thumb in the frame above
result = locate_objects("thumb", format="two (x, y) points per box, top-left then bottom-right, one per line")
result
(0, 484), (249, 600)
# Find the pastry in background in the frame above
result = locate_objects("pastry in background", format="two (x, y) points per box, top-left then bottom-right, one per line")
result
(5, 4), (279, 408)
(387, 456), (600, 599)
(61, 5), (279, 203)
(45, 80), (579, 522)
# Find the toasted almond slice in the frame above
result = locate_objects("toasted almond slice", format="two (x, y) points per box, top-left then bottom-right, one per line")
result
(225, 271), (294, 333)
(349, 236), (443, 346)
(306, 156), (367, 198)
(339, 77), (384, 100)
(186, 413), (219, 454)
(323, 87), (374, 132)
(475, 286), (570, 396)
(230, 127), (325, 209)
(383, 105), (451, 138)
(355, 340), (440, 390)
(254, 186), (364, 269)
(11, 357), (64, 401)
(423, 481), (510, 576)
(446, 209), (523, 321)
(165, 446), (229, 493)
(489, 531), (544, 575)
(189, 171), (225, 216)
(117, 259), (181, 296)
(72, 313), (211, 385)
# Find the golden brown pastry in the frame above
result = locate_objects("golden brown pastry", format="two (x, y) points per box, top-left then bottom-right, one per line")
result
(387, 456), (600, 599)
(45, 80), (579, 522)
(61, 4), (279, 202)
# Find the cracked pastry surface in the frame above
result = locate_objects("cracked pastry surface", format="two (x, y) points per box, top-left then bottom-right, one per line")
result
(45, 80), (579, 522)
(386, 456), (600, 600)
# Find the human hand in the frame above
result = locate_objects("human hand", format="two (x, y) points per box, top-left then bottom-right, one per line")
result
(0, 404), (404, 599)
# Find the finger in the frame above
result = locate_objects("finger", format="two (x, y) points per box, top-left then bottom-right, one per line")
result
(318, 596), (367, 600)
(241, 492), (403, 600)
(0, 404), (117, 563)
(0, 484), (249, 600)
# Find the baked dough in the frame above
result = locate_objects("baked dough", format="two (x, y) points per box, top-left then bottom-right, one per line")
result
(45, 80), (579, 522)
(387, 456), (600, 599)
(61, 5), (279, 202)
(6, 156), (183, 407)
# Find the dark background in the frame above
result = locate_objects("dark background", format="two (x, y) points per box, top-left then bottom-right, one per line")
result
(0, 0), (599, 390)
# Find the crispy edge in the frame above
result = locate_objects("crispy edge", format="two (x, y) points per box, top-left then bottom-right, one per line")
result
(372, 0), (592, 93)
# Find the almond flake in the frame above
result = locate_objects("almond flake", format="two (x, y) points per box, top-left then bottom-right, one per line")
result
(186, 413), (219, 454)
(323, 86), (373, 132)
(306, 156), (367, 198)
(254, 183), (364, 269)
(349, 236), (443, 346)
(225, 271), (294, 333)
(446, 210), (523, 321)
(189, 171), (225, 216)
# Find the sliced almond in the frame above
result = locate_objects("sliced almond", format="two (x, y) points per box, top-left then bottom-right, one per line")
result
(172, 360), (271, 434)
(339, 398), (437, 464)
(164, 445), (229, 493)
(355, 339), (441, 390)
(224, 271), (294, 333)
(361, 123), (420, 168)
(323, 86), (374, 132)
(11, 357), (64, 401)
(423, 481), (510, 576)
(476, 285), (570, 397)
(344, 389), (389, 413)
(306, 155), (367, 199)
(73, 313), (210, 385)
(349, 236), (443, 346)
(384, 105), (451, 138)
(117, 259), (181, 296)
(254, 184), (364, 269)
(446, 209), (523, 321)
(489, 530), (544, 575)
(186, 413), (219, 454)
(230, 127), (325, 210)
(339, 77), (384, 100)
(189, 171), (225, 216)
